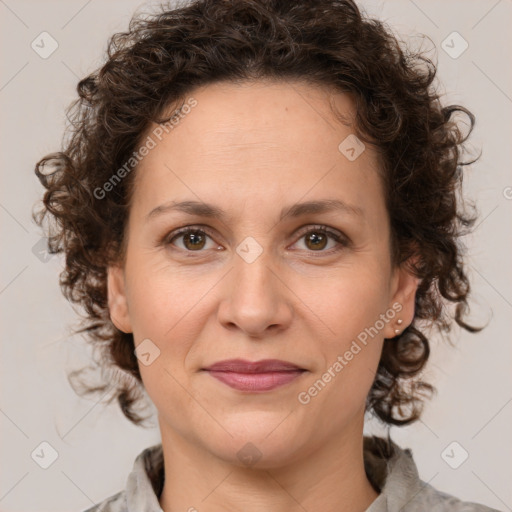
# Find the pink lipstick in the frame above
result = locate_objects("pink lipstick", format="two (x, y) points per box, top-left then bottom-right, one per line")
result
(202, 359), (306, 392)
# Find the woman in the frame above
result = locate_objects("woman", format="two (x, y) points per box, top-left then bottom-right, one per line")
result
(33, 0), (500, 510)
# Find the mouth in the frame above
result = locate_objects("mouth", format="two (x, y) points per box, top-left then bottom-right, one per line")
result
(201, 359), (307, 392)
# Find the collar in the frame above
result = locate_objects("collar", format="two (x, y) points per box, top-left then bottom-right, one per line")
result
(120, 435), (492, 512)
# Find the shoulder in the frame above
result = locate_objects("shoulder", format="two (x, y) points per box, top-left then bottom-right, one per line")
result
(363, 435), (502, 512)
(79, 442), (164, 512)
(81, 490), (127, 512)
(404, 481), (502, 511)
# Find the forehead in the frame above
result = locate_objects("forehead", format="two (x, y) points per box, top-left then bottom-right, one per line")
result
(130, 80), (382, 221)
(158, 80), (359, 155)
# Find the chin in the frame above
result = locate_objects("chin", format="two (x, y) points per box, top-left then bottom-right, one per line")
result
(201, 412), (313, 469)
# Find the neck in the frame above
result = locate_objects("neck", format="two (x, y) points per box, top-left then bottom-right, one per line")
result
(158, 418), (379, 512)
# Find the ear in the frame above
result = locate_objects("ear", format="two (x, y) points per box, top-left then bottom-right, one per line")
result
(384, 257), (420, 339)
(107, 265), (133, 333)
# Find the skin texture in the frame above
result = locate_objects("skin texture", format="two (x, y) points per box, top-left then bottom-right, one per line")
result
(107, 80), (419, 512)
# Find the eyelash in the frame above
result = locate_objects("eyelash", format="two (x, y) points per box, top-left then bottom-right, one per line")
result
(162, 224), (350, 256)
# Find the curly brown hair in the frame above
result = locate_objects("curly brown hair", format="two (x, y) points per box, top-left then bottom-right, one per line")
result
(33, 0), (480, 427)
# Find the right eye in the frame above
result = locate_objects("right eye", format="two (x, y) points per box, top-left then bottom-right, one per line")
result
(165, 226), (222, 252)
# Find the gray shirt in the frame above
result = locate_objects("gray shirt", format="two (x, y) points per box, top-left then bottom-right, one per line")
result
(83, 435), (501, 512)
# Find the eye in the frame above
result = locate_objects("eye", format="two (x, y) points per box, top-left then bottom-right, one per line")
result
(165, 227), (220, 252)
(290, 225), (349, 255)
(163, 224), (349, 255)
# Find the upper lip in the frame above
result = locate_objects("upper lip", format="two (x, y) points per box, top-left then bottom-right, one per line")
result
(203, 359), (304, 373)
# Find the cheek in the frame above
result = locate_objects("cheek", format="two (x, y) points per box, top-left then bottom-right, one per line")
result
(125, 253), (202, 336)
(125, 255), (225, 381)
(126, 265), (204, 417)
(293, 263), (389, 408)
(122, 261), (197, 390)
(297, 263), (391, 341)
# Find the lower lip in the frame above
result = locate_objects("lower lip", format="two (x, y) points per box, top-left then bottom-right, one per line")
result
(205, 370), (304, 391)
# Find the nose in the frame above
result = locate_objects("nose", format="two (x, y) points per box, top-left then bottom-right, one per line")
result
(216, 249), (293, 338)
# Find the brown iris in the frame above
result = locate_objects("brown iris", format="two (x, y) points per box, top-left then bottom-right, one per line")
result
(305, 231), (327, 251)
(183, 231), (207, 250)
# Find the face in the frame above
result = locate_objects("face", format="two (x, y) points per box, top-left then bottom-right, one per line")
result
(108, 80), (418, 467)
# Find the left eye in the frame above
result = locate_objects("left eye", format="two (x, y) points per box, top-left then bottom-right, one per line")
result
(165, 225), (347, 254)
(292, 226), (346, 253)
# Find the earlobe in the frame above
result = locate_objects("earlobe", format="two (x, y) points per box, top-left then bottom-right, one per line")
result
(387, 259), (420, 338)
(107, 265), (133, 333)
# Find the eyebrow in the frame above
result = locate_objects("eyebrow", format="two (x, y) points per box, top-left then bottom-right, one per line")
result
(145, 199), (364, 223)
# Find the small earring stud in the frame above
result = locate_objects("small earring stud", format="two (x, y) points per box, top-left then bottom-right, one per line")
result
(397, 319), (403, 325)
(395, 329), (401, 335)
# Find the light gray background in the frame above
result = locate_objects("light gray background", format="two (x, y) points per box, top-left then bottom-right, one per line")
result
(1, 1), (511, 511)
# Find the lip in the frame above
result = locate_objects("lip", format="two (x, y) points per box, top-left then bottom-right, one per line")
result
(203, 358), (304, 373)
(202, 359), (306, 392)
